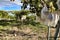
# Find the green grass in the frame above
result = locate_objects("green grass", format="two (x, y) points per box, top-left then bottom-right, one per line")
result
(0, 22), (48, 31)
(0, 21), (48, 34)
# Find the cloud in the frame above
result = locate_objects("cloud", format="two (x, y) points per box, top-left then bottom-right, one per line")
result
(0, 0), (21, 5)
(0, 0), (21, 11)
(13, 2), (23, 6)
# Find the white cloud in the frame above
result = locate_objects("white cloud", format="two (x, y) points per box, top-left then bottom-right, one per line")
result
(0, 0), (21, 11)
(0, 0), (21, 6)
(10, 0), (22, 5)
(14, 2), (23, 6)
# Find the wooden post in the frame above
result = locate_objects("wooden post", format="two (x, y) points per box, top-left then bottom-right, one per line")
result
(54, 25), (59, 40)
(54, 19), (60, 40)
(47, 26), (50, 40)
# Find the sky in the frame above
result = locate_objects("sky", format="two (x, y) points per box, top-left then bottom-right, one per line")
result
(0, 0), (23, 11)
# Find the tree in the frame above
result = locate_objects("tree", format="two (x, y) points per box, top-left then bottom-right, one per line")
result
(10, 0), (15, 2)
(13, 10), (30, 21)
(21, 0), (58, 14)
(0, 11), (9, 18)
(21, 0), (42, 17)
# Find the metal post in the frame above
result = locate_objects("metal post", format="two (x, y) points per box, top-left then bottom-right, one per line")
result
(47, 26), (50, 40)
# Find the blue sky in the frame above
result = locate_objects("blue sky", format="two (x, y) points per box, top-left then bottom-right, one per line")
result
(0, 0), (23, 11)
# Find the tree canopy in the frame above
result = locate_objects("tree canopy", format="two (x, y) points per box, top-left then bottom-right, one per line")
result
(21, 0), (58, 13)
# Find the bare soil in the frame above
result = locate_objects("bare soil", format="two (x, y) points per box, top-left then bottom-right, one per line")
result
(0, 25), (60, 40)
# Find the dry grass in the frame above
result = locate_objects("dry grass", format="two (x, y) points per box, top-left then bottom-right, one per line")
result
(0, 24), (58, 40)
(0, 12), (50, 40)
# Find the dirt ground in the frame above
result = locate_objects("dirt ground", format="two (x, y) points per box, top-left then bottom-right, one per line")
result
(0, 25), (60, 40)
